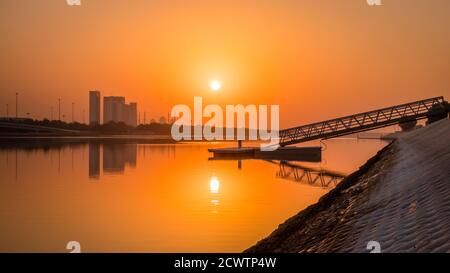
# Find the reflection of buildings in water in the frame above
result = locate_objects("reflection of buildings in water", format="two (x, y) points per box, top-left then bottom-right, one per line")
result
(89, 143), (100, 179)
(139, 144), (176, 160)
(103, 144), (137, 174)
(2, 149), (19, 181)
(88, 143), (137, 178)
(88, 144), (176, 179)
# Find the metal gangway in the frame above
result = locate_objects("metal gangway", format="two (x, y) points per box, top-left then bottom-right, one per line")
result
(279, 96), (447, 146)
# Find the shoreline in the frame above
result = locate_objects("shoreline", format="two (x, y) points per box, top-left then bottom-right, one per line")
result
(0, 135), (178, 149)
(245, 118), (450, 253)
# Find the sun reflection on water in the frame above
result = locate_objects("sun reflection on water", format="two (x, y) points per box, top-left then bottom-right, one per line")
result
(210, 175), (220, 214)
(209, 176), (220, 194)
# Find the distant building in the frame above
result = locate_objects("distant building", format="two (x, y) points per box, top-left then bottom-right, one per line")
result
(104, 96), (125, 124)
(89, 91), (101, 125)
(103, 96), (137, 126)
(127, 102), (138, 127)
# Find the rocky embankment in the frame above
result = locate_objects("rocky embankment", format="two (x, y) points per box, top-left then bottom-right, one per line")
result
(246, 118), (450, 253)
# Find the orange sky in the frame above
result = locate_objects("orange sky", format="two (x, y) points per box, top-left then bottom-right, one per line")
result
(0, 0), (449, 127)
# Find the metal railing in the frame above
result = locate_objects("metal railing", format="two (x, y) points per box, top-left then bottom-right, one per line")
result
(280, 96), (446, 146)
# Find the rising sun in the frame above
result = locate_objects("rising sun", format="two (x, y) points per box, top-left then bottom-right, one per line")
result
(210, 80), (221, 91)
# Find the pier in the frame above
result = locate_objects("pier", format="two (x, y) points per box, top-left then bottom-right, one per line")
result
(209, 146), (322, 162)
(210, 97), (448, 159)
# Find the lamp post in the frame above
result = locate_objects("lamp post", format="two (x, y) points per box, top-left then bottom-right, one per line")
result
(58, 98), (62, 121)
(72, 102), (75, 123)
(15, 92), (19, 118)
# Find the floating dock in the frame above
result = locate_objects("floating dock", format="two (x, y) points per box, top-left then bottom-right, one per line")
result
(208, 146), (322, 162)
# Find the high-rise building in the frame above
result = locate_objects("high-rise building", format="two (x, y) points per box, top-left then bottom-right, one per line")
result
(89, 90), (101, 125)
(103, 96), (137, 126)
(127, 102), (138, 127)
(103, 96), (125, 124)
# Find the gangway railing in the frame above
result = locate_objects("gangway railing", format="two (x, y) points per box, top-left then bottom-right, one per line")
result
(279, 96), (447, 146)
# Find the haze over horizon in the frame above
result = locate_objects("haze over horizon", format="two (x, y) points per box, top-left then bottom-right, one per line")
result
(1, 0), (449, 127)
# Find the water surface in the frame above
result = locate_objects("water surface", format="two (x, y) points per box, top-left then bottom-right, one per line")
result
(0, 138), (387, 252)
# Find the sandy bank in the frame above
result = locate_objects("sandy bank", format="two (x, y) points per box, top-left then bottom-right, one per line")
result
(246, 118), (450, 253)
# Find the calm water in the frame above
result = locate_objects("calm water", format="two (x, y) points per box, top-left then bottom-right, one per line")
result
(0, 138), (387, 252)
